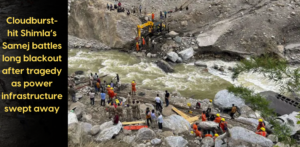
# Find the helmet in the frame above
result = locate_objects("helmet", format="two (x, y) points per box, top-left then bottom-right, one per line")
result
(221, 118), (225, 122)
(259, 119), (263, 122)
(209, 99), (212, 102)
(107, 85), (110, 88)
(132, 81), (135, 83)
(111, 87), (113, 90)
(216, 113), (220, 117)
(261, 127), (265, 132)
(187, 103), (191, 107)
(214, 134), (219, 137)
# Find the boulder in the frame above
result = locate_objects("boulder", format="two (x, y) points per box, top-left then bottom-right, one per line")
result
(165, 136), (188, 147)
(123, 129), (132, 135)
(162, 104), (175, 116)
(167, 52), (179, 62)
(122, 135), (136, 144)
(181, 21), (188, 26)
(161, 131), (174, 137)
(147, 53), (152, 58)
(198, 121), (219, 130)
(173, 36), (182, 43)
(68, 122), (82, 145)
(139, 103), (155, 118)
(69, 101), (85, 111)
(81, 122), (92, 134)
(213, 89), (245, 109)
(201, 137), (214, 147)
(89, 125), (100, 136)
(163, 115), (190, 133)
(194, 61), (208, 68)
(94, 121), (122, 142)
(276, 111), (300, 135)
(178, 47), (194, 61)
(151, 138), (162, 145)
(167, 31), (179, 36)
(176, 57), (183, 63)
(68, 112), (78, 125)
(136, 128), (156, 141)
(239, 105), (257, 118)
(267, 134), (278, 143)
(156, 60), (175, 73)
(229, 127), (273, 147)
(73, 106), (84, 119)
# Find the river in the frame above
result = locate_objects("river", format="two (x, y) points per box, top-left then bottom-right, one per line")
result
(68, 49), (283, 99)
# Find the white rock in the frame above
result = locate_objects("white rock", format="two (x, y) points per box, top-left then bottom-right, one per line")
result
(163, 115), (190, 133)
(291, 12), (296, 15)
(277, 111), (300, 135)
(165, 136), (188, 147)
(213, 89), (245, 109)
(94, 121), (122, 142)
(167, 52), (179, 62)
(81, 122), (92, 133)
(181, 21), (188, 26)
(198, 121), (219, 130)
(136, 128), (156, 141)
(89, 125), (100, 135)
(167, 31), (179, 36)
(147, 53), (152, 58)
(122, 135), (136, 144)
(178, 47), (194, 61)
(267, 134), (278, 143)
(68, 112), (78, 125)
(201, 137), (214, 147)
(151, 138), (162, 145)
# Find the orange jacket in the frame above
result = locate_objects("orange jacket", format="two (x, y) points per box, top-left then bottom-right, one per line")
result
(142, 38), (146, 45)
(132, 83), (136, 91)
(220, 122), (228, 132)
(96, 82), (100, 88)
(136, 44), (139, 51)
(152, 13), (154, 20)
(192, 124), (197, 131)
(257, 122), (265, 131)
(195, 129), (202, 137)
(205, 134), (212, 138)
(214, 117), (221, 123)
(202, 113), (207, 121)
(256, 131), (267, 137)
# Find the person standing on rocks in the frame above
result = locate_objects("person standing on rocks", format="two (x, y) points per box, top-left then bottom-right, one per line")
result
(155, 94), (162, 112)
(255, 127), (267, 137)
(127, 92), (132, 104)
(146, 107), (152, 127)
(118, 1), (121, 8)
(89, 73), (93, 87)
(100, 91), (106, 106)
(151, 109), (157, 128)
(139, 5), (142, 14)
(113, 112), (119, 125)
(142, 37), (146, 48)
(136, 101), (141, 119)
(89, 90), (95, 105)
(116, 103), (123, 121)
(106, 85), (111, 93)
(131, 100), (137, 119)
(201, 111), (207, 121)
(152, 12), (154, 21)
(230, 104), (237, 119)
(136, 42), (140, 52)
(96, 81), (100, 92)
(94, 73), (98, 81)
(165, 90), (170, 107)
(107, 3), (109, 10)
(195, 127), (202, 140)
(131, 81), (136, 95)
(214, 114), (221, 123)
(110, 80), (114, 88)
(69, 85), (77, 102)
(257, 119), (265, 131)
(126, 104), (133, 121)
(157, 112), (163, 129)
(164, 11), (167, 19)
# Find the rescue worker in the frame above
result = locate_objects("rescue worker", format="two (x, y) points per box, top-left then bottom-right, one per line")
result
(157, 112), (163, 129)
(116, 103), (123, 121)
(164, 11), (167, 18)
(90, 73), (93, 87)
(213, 134), (219, 141)
(108, 87), (115, 99)
(106, 85), (111, 93)
(136, 101), (141, 119)
(136, 41), (140, 51)
(187, 103), (192, 114)
(100, 91), (106, 106)
(256, 127), (267, 137)
(192, 123), (199, 131)
(214, 114), (221, 123)
(142, 37), (146, 47)
(118, 1), (121, 8)
(69, 85), (77, 102)
(205, 133), (213, 138)
(165, 90), (170, 107)
(219, 118), (228, 133)
(126, 104), (133, 121)
(230, 104), (237, 119)
(127, 92), (132, 104)
(257, 119), (265, 131)
(131, 101), (137, 119)
(202, 111), (207, 121)
(89, 90), (95, 105)
(152, 12), (154, 21)
(113, 112), (119, 125)
(96, 81), (100, 92)
(146, 107), (152, 127)
(109, 103), (116, 119)
(155, 94), (162, 112)
(195, 127), (202, 139)
(131, 81), (136, 95)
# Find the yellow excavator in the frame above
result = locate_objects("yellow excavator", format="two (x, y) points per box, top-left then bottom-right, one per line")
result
(137, 21), (166, 38)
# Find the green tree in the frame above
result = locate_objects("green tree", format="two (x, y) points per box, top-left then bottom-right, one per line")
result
(228, 55), (300, 145)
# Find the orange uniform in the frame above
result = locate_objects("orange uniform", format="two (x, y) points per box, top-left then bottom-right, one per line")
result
(195, 129), (202, 137)
(142, 38), (146, 45)
(108, 90), (115, 98)
(136, 43), (139, 51)
(192, 124), (197, 131)
(132, 83), (136, 92)
(257, 122), (265, 131)
(96, 82), (100, 88)
(106, 87), (110, 92)
(220, 122), (228, 132)
(205, 134), (212, 138)
(152, 13), (154, 20)
(214, 117), (221, 123)
(256, 131), (267, 137)
(202, 113), (207, 121)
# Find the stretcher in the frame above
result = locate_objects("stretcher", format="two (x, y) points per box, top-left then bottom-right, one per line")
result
(123, 125), (148, 130)
(121, 120), (145, 125)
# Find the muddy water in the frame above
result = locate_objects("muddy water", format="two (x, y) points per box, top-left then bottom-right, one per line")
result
(68, 49), (283, 99)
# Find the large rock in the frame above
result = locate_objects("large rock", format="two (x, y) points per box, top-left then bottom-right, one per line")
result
(151, 138), (162, 145)
(94, 121), (122, 142)
(201, 137), (214, 147)
(81, 122), (92, 134)
(136, 128), (156, 141)
(173, 36), (182, 43)
(68, 112), (78, 125)
(167, 31), (179, 36)
(229, 127), (273, 147)
(276, 111), (300, 135)
(178, 47), (194, 61)
(89, 125), (100, 136)
(122, 135), (136, 144)
(194, 61), (207, 68)
(162, 104), (175, 116)
(161, 131), (174, 137)
(239, 105), (257, 118)
(165, 136), (188, 147)
(198, 121), (219, 130)
(167, 52), (179, 63)
(267, 134), (278, 143)
(213, 89), (245, 109)
(68, 0), (141, 48)
(156, 60), (175, 73)
(163, 115), (190, 133)
(68, 122), (82, 145)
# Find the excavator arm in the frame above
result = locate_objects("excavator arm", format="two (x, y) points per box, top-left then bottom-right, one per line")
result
(137, 21), (154, 38)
